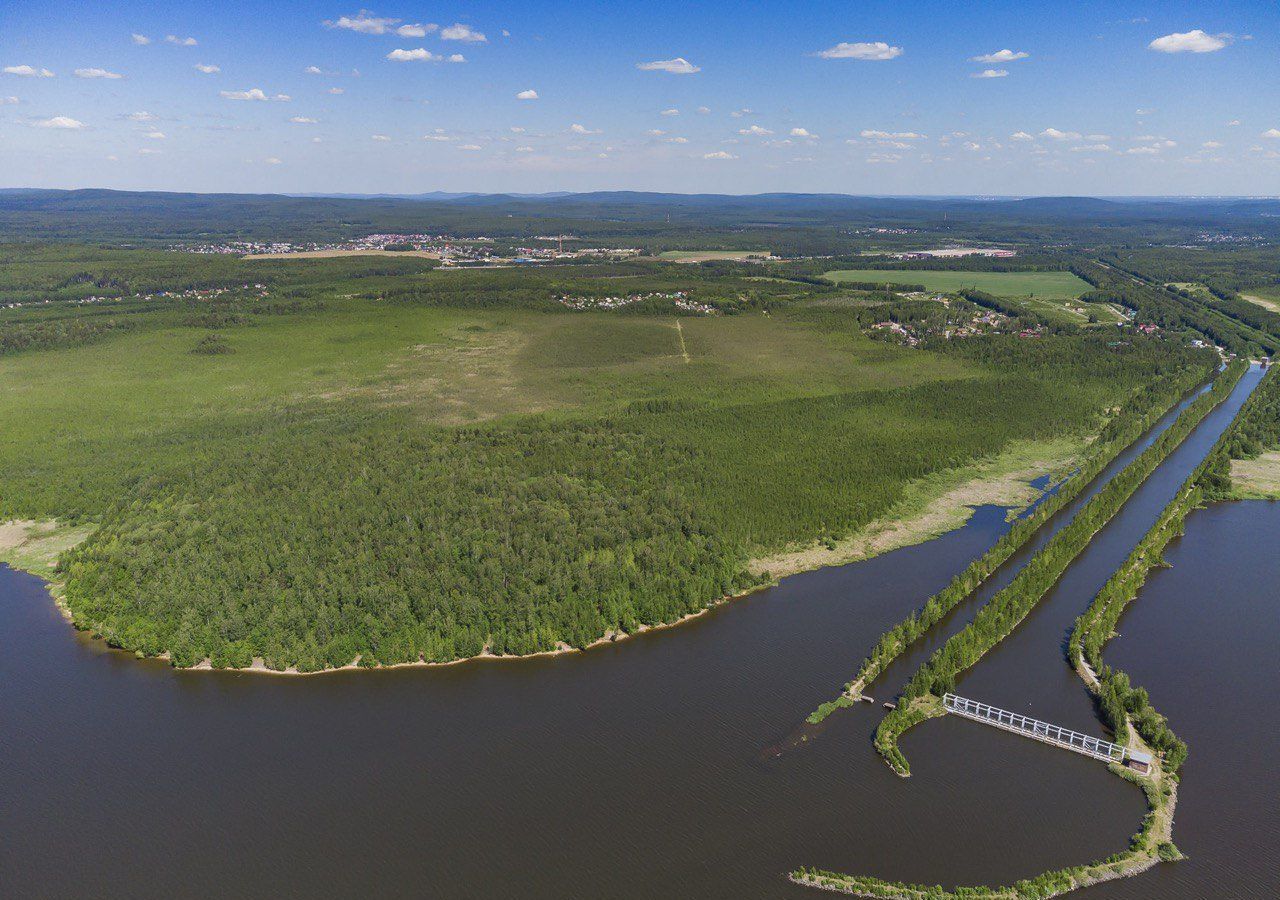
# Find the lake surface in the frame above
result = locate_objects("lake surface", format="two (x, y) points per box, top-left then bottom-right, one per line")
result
(2, 368), (1275, 899)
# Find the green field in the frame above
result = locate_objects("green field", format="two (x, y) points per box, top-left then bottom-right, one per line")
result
(0, 251), (1208, 670)
(824, 269), (1093, 298)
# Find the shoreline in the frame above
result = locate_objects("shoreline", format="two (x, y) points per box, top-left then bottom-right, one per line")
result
(1, 435), (1084, 677)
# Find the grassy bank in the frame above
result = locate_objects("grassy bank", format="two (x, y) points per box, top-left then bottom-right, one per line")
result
(824, 269), (1092, 299)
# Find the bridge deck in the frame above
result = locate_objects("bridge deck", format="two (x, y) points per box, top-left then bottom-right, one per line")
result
(943, 693), (1152, 770)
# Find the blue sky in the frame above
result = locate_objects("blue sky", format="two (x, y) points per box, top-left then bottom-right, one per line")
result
(2, 1), (1279, 195)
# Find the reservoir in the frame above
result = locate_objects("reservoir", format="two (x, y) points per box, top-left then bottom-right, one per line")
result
(1, 368), (1274, 899)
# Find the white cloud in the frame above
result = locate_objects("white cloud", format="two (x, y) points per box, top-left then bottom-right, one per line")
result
(305, 65), (323, 74)
(165, 35), (198, 46)
(790, 127), (816, 138)
(660, 108), (679, 117)
(1202, 140), (1223, 148)
(32, 115), (86, 129)
(265, 157), (282, 165)
(447, 53), (465, 63)
(74, 67), (123, 79)
(1263, 129), (1280, 139)
(0, 96), (18, 105)
(570, 123), (600, 134)
(636, 57), (700, 74)
(1125, 146), (1161, 155)
(325, 13), (398, 35)
(509, 126), (525, 133)
(703, 150), (737, 159)
(4, 65), (54, 78)
(220, 87), (287, 101)
(328, 86), (345, 94)
(666, 136), (689, 144)
(729, 107), (752, 118)
(1086, 133), (1111, 141)
(290, 116), (318, 124)
(194, 63), (220, 74)
(1148, 30), (1229, 53)
(144, 130), (165, 139)
(515, 145), (534, 152)
(1070, 143), (1111, 152)
(397, 23), (437, 38)
(515, 89), (538, 100)
(971, 68), (1008, 79)
(646, 129), (666, 136)
(696, 106), (710, 114)
(861, 129), (924, 140)
(817, 41), (903, 61)
(126, 111), (155, 121)
(371, 133), (390, 141)
(971, 49), (1029, 63)
(458, 143), (482, 150)
(138, 147), (161, 155)
(441, 23), (486, 42)
(387, 48), (440, 62)
(738, 124), (773, 135)
(131, 33), (151, 45)
(1135, 108), (1156, 116)
(1040, 127), (1081, 140)
(1009, 131), (1034, 141)
(422, 132), (452, 141)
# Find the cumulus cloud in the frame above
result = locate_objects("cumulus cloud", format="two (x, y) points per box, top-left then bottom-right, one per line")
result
(220, 87), (288, 101)
(570, 123), (600, 134)
(194, 63), (220, 74)
(131, 33), (151, 45)
(861, 129), (924, 140)
(32, 115), (86, 129)
(328, 86), (345, 94)
(126, 111), (156, 121)
(1148, 30), (1229, 53)
(666, 136), (689, 144)
(458, 143), (482, 150)
(447, 53), (466, 63)
(144, 130), (165, 139)
(290, 116), (318, 124)
(971, 68), (1008, 78)
(1125, 145), (1161, 154)
(0, 96), (18, 104)
(371, 133), (390, 141)
(387, 48), (440, 62)
(738, 124), (773, 135)
(165, 35), (198, 46)
(1040, 127), (1081, 140)
(138, 147), (161, 155)
(397, 23), (437, 38)
(660, 108), (679, 117)
(265, 157), (282, 165)
(1010, 131), (1034, 141)
(696, 106), (711, 114)
(516, 89), (538, 100)
(4, 65), (54, 78)
(1202, 140), (1223, 148)
(1263, 128), (1280, 139)
(971, 49), (1030, 63)
(325, 12), (398, 34)
(817, 41), (903, 60)
(441, 23), (486, 42)
(636, 57), (700, 74)
(790, 127), (815, 137)
(703, 150), (737, 159)
(422, 132), (452, 141)
(1070, 144), (1111, 152)
(515, 145), (534, 152)
(74, 67), (123, 79)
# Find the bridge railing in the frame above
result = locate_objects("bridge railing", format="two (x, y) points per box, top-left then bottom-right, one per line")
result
(943, 692), (1131, 764)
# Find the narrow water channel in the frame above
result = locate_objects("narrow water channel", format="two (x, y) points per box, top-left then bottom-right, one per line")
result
(0, 369), (1273, 899)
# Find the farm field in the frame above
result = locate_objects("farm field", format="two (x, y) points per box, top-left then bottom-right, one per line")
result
(824, 268), (1093, 298)
(1019, 295), (1129, 325)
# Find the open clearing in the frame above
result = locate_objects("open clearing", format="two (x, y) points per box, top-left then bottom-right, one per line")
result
(659, 249), (773, 262)
(1241, 290), (1280, 314)
(1231, 450), (1280, 498)
(824, 269), (1092, 299)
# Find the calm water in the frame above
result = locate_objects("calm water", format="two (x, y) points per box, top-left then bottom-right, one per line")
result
(2, 369), (1275, 899)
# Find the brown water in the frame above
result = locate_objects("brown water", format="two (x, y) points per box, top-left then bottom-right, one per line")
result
(1, 368), (1275, 899)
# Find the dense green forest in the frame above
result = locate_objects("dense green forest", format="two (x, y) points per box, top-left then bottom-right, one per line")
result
(0, 242), (1217, 671)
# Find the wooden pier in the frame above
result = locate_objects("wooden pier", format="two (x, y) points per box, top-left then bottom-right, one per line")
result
(943, 692), (1152, 773)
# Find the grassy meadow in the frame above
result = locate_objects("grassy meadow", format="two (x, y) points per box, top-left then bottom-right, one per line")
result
(824, 268), (1092, 298)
